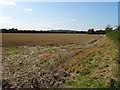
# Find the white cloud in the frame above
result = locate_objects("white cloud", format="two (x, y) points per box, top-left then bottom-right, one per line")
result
(0, 16), (16, 29)
(0, 16), (12, 23)
(70, 19), (77, 21)
(0, 0), (16, 5)
(10, 0), (120, 2)
(58, 21), (64, 23)
(24, 8), (33, 12)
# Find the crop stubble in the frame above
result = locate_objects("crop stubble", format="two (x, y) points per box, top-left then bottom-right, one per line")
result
(2, 33), (102, 46)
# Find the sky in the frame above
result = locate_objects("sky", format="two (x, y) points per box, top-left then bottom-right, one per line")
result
(0, 1), (118, 31)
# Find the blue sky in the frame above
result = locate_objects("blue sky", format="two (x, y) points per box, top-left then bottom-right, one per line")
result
(0, 2), (118, 31)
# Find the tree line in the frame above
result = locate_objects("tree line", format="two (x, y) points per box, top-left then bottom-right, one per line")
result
(0, 25), (116, 34)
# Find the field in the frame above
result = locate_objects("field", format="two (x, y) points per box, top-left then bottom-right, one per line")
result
(2, 33), (118, 88)
(2, 33), (102, 46)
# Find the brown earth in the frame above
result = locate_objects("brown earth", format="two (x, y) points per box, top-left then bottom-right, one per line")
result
(2, 33), (102, 46)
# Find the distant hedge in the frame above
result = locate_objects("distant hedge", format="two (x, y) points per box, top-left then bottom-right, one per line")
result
(0, 28), (106, 34)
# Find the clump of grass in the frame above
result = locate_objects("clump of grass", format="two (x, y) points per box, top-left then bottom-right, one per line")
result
(88, 38), (98, 44)
(7, 46), (24, 55)
(66, 74), (106, 88)
(106, 29), (119, 43)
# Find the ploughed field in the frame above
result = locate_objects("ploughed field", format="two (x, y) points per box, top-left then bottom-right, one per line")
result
(2, 34), (118, 88)
(2, 33), (102, 46)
